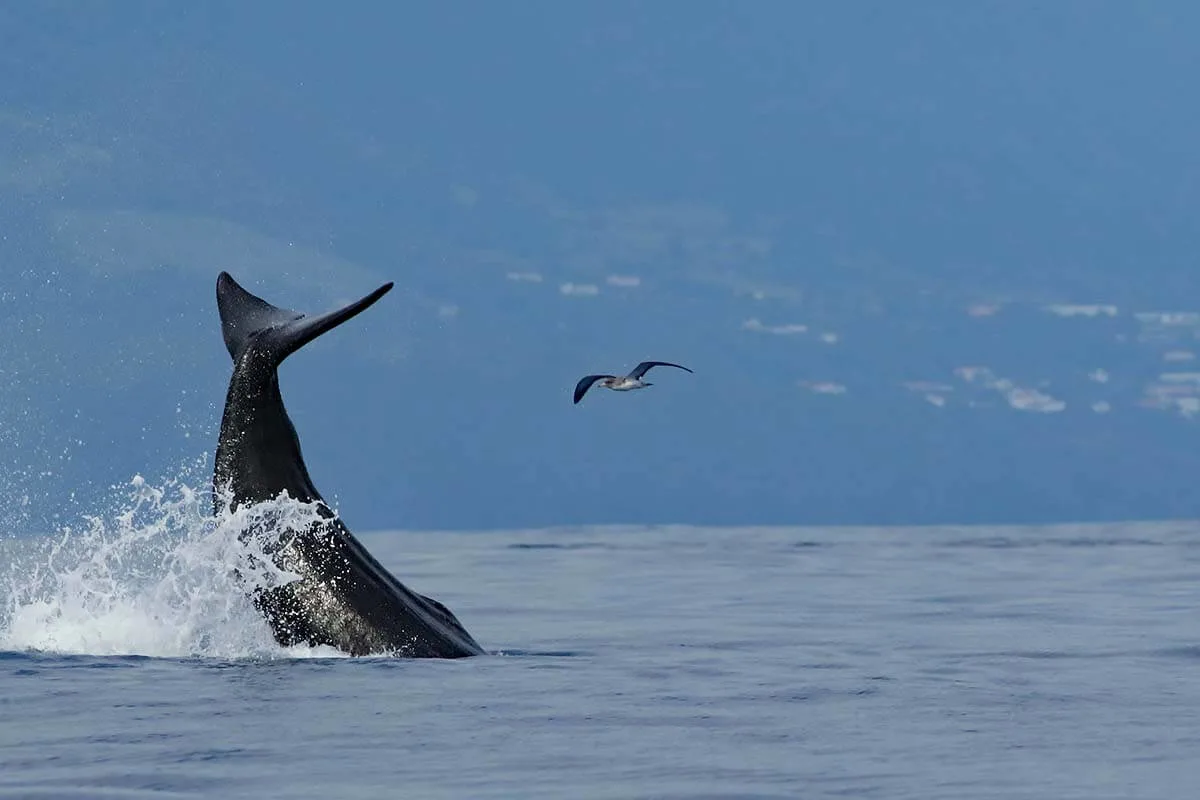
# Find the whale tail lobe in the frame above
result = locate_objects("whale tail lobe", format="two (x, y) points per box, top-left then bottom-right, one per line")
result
(216, 271), (394, 364)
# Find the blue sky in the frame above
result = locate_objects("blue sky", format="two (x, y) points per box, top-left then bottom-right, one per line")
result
(3, 2), (1200, 533)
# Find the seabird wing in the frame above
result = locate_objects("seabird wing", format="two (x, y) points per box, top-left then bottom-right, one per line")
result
(627, 361), (694, 379)
(573, 374), (614, 404)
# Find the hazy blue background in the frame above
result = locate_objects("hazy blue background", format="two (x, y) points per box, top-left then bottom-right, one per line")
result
(3, 1), (1200, 534)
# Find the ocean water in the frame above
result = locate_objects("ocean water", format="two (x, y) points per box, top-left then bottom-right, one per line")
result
(1, 481), (1197, 799)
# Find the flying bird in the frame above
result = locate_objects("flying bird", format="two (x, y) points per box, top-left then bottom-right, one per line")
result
(573, 360), (694, 404)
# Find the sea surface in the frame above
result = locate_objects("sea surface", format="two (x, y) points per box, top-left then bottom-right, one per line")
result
(1, 485), (1197, 799)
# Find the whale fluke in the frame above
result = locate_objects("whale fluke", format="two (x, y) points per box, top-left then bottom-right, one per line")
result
(213, 271), (484, 658)
(217, 271), (394, 364)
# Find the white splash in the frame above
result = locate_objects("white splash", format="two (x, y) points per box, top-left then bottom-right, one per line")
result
(0, 475), (346, 660)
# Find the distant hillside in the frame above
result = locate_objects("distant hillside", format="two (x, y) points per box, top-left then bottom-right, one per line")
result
(3, 2), (1199, 534)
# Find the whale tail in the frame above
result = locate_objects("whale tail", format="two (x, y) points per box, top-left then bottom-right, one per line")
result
(216, 271), (394, 364)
